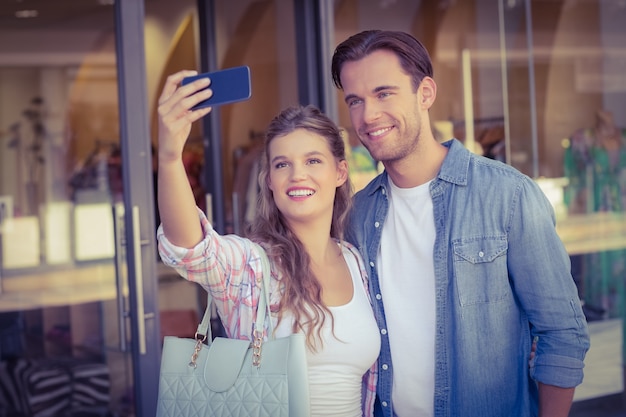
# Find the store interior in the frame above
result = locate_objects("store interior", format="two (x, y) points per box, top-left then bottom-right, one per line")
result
(0, 0), (625, 415)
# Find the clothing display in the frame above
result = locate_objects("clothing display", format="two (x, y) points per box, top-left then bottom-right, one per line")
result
(564, 128), (626, 213)
(347, 139), (589, 417)
(563, 112), (626, 319)
(231, 142), (263, 233)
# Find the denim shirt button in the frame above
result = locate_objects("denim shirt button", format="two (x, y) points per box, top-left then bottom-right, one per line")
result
(376, 293), (382, 300)
(382, 364), (389, 370)
(381, 401), (388, 407)
(478, 250), (485, 258)
(374, 221), (380, 228)
(381, 328), (387, 335)
(369, 261), (375, 267)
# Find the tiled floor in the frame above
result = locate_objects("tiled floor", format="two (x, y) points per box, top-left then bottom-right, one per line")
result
(570, 318), (625, 416)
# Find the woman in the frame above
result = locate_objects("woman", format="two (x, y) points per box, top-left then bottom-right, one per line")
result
(156, 70), (380, 417)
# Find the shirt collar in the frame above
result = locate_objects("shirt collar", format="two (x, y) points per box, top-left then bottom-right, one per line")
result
(365, 170), (388, 197)
(366, 138), (470, 195)
(437, 139), (470, 186)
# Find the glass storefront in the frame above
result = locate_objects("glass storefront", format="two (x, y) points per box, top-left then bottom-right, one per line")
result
(0, 1), (184, 415)
(0, 0), (623, 415)
(0, 3), (136, 415)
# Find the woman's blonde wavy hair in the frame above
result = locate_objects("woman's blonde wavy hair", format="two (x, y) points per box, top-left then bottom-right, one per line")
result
(246, 104), (353, 350)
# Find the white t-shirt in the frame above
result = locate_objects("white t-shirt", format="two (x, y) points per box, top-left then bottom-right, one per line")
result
(379, 179), (436, 417)
(276, 246), (380, 417)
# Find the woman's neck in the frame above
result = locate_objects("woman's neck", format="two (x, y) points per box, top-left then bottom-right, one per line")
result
(290, 220), (338, 265)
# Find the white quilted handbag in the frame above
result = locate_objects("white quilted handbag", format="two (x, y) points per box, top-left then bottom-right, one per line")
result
(155, 246), (310, 417)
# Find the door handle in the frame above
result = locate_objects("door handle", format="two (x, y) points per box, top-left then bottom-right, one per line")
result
(131, 205), (148, 355)
(113, 203), (128, 352)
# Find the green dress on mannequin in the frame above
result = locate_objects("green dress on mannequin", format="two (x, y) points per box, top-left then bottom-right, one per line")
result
(563, 110), (626, 319)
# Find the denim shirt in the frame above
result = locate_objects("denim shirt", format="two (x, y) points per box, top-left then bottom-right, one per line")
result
(347, 139), (590, 417)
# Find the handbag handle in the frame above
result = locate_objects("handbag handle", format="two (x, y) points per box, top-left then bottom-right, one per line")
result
(194, 242), (273, 343)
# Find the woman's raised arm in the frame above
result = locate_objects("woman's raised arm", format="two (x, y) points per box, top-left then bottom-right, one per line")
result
(157, 70), (212, 248)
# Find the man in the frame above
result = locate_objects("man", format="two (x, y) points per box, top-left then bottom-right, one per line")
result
(331, 30), (590, 417)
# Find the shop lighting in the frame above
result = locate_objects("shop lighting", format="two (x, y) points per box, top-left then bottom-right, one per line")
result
(15, 9), (38, 18)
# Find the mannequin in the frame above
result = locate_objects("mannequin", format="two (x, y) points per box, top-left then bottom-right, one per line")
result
(564, 109), (626, 214)
(563, 109), (626, 321)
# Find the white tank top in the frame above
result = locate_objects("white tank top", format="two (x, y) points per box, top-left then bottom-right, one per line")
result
(275, 246), (380, 417)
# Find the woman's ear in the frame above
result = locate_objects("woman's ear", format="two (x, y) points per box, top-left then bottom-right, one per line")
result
(266, 175), (274, 192)
(336, 159), (349, 186)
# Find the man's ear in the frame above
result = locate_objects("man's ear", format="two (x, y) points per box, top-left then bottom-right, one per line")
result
(420, 76), (437, 109)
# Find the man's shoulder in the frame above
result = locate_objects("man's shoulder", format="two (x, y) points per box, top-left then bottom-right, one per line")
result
(465, 150), (529, 185)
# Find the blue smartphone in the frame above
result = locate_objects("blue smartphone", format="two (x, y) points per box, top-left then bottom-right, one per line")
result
(182, 65), (251, 110)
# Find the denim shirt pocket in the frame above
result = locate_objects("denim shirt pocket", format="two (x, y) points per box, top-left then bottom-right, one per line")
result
(453, 235), (510, 306)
